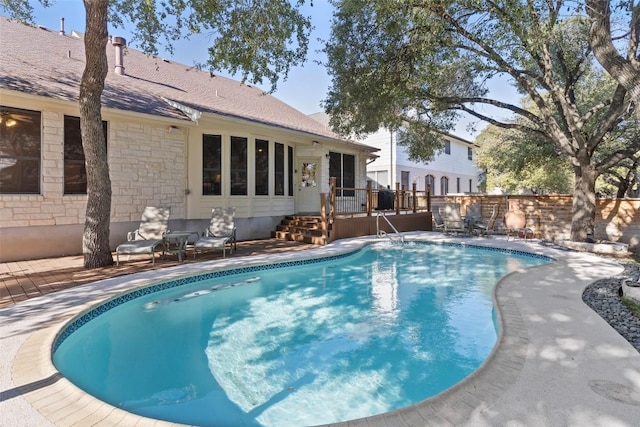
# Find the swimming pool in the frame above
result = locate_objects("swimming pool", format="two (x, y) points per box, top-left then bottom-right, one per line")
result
(53, 241), (550, 426)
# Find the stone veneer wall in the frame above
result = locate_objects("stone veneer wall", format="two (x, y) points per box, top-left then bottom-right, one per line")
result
(1, 111), (88, 229)
(0, 113), (185, 261)
(108, 121), (185, 222)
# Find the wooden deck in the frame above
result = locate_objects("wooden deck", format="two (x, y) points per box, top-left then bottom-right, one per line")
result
(0, 238), (315, 309)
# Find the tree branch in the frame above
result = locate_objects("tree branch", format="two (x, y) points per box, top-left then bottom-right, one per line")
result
(455, 104), (548, 139)
(586, 0), (640, 101)
(587, 83), (632, 152)
(596, 142), (640, 172)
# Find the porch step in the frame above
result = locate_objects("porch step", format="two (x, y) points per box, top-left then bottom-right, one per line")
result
(280, 219), (323, 229)
(276, 224), (324, 236)
(271, 215), (329, 245)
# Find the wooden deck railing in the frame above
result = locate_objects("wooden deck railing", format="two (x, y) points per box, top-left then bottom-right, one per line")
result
(325, 178), (433, 218)
(320, 178), (434, 241)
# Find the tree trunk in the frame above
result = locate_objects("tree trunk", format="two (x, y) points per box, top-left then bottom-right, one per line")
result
(570, 163), (598, 242)
(587, 0), (640, 108)
(616, 179), (629, 199)
(80, 0), (113, 268)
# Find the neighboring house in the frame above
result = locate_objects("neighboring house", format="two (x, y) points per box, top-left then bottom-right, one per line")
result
(309, 113), (481, 195)
(0, 16), (377, 261)
(366, 130), (480, 195)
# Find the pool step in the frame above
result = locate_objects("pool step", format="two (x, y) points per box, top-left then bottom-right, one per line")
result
(271, 215), (329, 245)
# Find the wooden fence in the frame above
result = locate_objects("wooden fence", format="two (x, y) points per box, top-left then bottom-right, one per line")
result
(432, 195), (639, 250)
(321, 179), (639, 252)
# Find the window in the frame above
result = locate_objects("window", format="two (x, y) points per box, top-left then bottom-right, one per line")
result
(440, 176), (449, 195)
(255, 139), (269, 195)
(275, 142), (284, 196)
(469, 179), (473, 192)
(425, 175), (435, 195)
(456, 177), (461, 193)
(288, 146), (293, 196)
(367, 170), (388, 189)
(401, 171), (410, 190)
(468, 147), (473, 160)
(202, 134), (222, 195)
(63, 116), (108, 194)
(444, 140), (451, 155)
(0, 107), (41, 194)
(230, 136), (247, 195)
(329, 151), (355, 196)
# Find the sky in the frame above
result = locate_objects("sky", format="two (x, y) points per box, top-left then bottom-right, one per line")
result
(24, 0), (518, 142)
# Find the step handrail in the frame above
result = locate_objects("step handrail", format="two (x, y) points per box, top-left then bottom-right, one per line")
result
(376, 212), (405, 244)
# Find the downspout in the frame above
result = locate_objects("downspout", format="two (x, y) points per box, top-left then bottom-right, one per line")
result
(183, 127), (190, 221)
(390, 128), (394, 189)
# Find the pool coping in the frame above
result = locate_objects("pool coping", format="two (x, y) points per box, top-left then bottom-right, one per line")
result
(3, 232), (640, 427)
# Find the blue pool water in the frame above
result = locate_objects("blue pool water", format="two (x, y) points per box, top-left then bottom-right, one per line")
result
(53, 242), (550, 426)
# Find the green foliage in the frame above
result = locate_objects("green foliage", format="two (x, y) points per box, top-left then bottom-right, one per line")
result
(622, 296), (640, 319)
(0, 0), (48, 22)
(596, 158), (640, 197)
(1, 0), (312, 91)
(322, 0), (640, 173)
(114, 0), (311, 91)
(475, 70), (640, 196)
(475, 124), (574, 194)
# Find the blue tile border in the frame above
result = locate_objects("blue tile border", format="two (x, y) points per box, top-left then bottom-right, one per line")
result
(52, 241), (553, 353)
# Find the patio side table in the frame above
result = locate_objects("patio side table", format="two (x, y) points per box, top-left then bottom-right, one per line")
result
(164, 231), (199, 262)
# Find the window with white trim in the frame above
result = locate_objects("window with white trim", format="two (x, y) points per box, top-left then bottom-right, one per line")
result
(0, 106), (41, 194)
(329, 151), (355, 196)
(64, 115), (107, 195)
(230, 136), (247, 195)
(202, 134), (222, 196)
(425, 175), (435, 195)
(440, 176), (449, 195)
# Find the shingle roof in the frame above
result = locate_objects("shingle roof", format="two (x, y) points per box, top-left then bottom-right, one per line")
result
(0, 16), (366, 144)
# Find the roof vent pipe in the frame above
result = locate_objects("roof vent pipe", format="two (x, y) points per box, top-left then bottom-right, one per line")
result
(59, 17), (65, 35)
(112, 36), (126, 76)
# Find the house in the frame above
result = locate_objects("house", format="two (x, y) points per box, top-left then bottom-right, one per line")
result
(309, 113), (481, 195)
(0, 16), (378, 262)
(364, 129), (480, 195)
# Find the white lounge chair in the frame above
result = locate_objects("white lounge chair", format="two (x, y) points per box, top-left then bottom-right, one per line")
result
(432, 207), (445, 231)
(116, 207), (171, 266)
(194, 207), (237, 258)
(439, 203), (466, 233)
(465, 204), (482, 225)
(473, 204), (499, 236)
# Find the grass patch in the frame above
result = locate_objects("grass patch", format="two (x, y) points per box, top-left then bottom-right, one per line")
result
(622, 296), (640, 318)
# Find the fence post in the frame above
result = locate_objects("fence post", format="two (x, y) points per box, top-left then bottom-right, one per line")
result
(426, 184), (431, 212)
(366, 180), (372, 216)
(395, 182), (401, 215)
(412, 182), (417, 213)
(320, 193), (328, 242)
(329, 177), (337, 222)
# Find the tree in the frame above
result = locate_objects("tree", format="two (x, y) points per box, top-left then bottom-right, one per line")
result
(597, 158), (640, 197)
(477, 71), (640, 196)
(2, 0), (311, 268)
(586, 0), (640, 106)
(475, 124), (574, 195)
(323, 0), (640, 242)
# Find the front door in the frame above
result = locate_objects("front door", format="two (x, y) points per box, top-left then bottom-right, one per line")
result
(296, 158), (321, 214)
